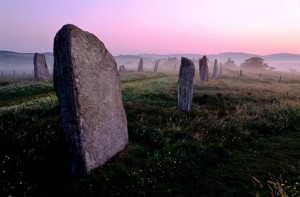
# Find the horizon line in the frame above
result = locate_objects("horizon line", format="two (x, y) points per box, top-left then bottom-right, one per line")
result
(1, 49), (300, 57)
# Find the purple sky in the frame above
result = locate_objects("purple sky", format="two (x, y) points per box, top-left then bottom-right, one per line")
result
(0, 0), (300, 55)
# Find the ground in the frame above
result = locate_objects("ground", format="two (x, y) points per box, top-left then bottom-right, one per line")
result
(0, 70), (300, 196)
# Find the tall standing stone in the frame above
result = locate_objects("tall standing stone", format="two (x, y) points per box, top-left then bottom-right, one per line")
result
(173, 61), (177, 72)
(119, 65), (126, 74)
(206, 59), (209, 81)
(213, 59), (218, 78)
(138, 58), (143, 72)
(33, 53), (51, 81)
(219, 63), (223, 77)
(154, 60), (159, 73)
(53, 24), (128, 176)
(178, 57), (195, 111)
(199, 56), (208, 82)
(279, 75), (282, 83)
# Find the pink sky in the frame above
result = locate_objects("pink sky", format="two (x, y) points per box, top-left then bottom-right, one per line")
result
(0, 0), (299, 55)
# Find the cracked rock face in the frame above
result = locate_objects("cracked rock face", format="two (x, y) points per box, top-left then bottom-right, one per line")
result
(33, 53), (51, 81)
(53, 24), (128, 176)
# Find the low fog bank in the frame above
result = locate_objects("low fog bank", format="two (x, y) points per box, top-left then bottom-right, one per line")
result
(0, 51), (299, 76)
(0, 51), (54, 76)
(261, 60), (300, 72)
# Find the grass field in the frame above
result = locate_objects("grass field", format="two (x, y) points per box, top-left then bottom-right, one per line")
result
(0, 70), (300, 196)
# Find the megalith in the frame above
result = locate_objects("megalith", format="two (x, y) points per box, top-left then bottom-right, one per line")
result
(53, 24), (128, 176)
(178, 57), (195, 111)
(154, 60), (159, 72)
(219, 63), (223, 77)
(199, 56), (208, 82)
(279, 75), (282, 83)
(213, 59), (218, 78)
(174, 59), (180, 72)
(138, 58), (143, 72)
(119, 65), (126, 74)
(33, 53), (51, 81)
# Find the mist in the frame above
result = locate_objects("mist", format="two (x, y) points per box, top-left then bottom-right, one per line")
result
(0, 51), (299, 78)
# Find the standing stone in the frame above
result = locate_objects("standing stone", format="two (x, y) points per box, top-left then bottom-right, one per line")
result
(138, 58), (143, 72)
(178, 57), (195, 111)
(199, 56), (208, 82)
(206, 60), (209, 80)
(119, 65), (126, 74)
(53, 24), (128, 176)
(219, 63), (223, 77)
(279, 75), (282, 83)
(173, 61), (178, 72)
(171, 57), (179, 72)
(154, 60), (159, 73)
(240, 70), (243, 76)
(213, 59), (218, 78)
(33, 53), (51, 81)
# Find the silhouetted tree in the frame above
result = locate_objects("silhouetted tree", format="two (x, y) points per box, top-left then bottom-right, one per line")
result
(241, 57), (268, 69)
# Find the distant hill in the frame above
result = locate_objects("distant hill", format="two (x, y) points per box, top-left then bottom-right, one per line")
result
(263, 53), (300, 61)
(208, 52), (257, 62)
(138, 54), (204, 59)
(1, 50), (299, 72)
(0, 51), (54, 71)
(138, 52), (300, 62)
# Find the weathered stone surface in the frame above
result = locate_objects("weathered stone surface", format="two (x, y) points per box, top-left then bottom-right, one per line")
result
(178, 57), (195, 111)
(33, 53), (51, 81)
(119, 65), (126, 74)
(199, 56), (208, 82)
(154, 60), (159, 72)
(213, 59), (218, 78)
(138, 58), (143, 72)
(53, 24), (128, 176)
